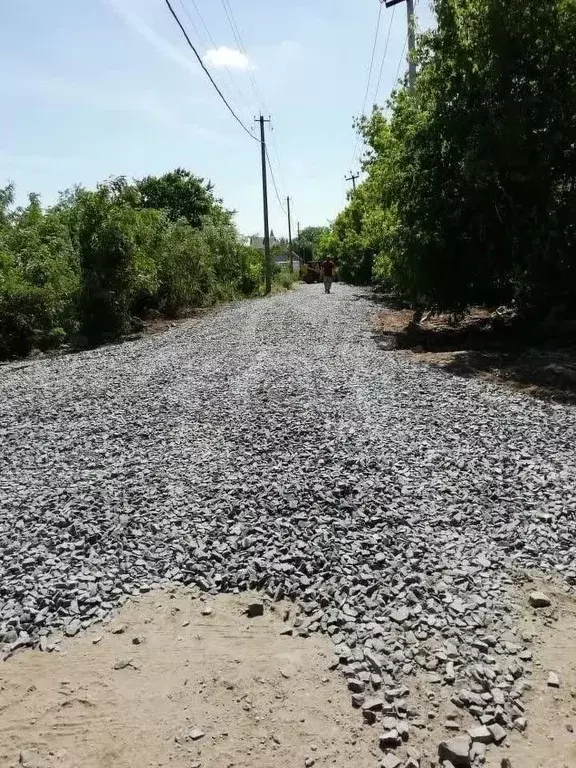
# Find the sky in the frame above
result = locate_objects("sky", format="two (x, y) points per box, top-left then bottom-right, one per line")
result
(1, 0), (435, 237)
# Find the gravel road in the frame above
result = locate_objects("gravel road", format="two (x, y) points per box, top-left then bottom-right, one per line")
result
(1, 284), (576, 755)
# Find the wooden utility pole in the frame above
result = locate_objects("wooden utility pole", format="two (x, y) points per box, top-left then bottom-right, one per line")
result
(287, 196), (293, 273)
(382, 0), (416, 90)
(255, 115), (272, 293)
(345, 172), (359, 191)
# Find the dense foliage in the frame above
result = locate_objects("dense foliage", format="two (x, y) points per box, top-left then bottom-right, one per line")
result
(0, 171), (267, 357)
(293, 226), (330, 263)
(327, 0), (576, 316)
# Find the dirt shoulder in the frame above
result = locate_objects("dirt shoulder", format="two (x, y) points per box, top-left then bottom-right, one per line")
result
(373, 307), (576, 404)
(0, 591), (377, 768)
(1, 585), (575, 768)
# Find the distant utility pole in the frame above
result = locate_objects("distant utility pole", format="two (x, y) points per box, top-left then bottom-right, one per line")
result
(345, 172), (359, 191)
(255, 115), (272, 294)
(382, 0), (416, 90)
(287, 196), (294, 273)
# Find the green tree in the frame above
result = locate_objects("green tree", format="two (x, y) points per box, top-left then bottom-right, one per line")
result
(293, 225), (329, 263)
(136, 168), (222, 229)
(329, 0), (576, 313)
(0, 190), (80, 356)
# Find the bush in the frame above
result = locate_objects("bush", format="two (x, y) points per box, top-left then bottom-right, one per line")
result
(76, 190), (135, 343)
(0, 190), (79, 356)
(0, 283), (50, 357)
(239, 246), (264, 296)
(0, 172), (274, 359)
(274, 268), (296, 291)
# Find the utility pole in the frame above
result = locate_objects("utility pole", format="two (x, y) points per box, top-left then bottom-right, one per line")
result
(287, 196), (293, 273)
(345, 172), (359, 191)
(255, 115), (272, 294)
(382, 0), (416, 90)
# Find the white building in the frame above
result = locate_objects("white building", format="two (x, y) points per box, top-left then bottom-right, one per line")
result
(249, 231), (279, 251)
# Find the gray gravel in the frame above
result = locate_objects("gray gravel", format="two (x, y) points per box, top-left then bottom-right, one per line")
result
(1, 284), (576, 758)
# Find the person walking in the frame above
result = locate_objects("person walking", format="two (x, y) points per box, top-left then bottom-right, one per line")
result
(322, 257), (335, 294)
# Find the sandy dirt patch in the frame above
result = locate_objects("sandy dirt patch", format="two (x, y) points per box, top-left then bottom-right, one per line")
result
(1, 584), (575, 768)
(0, 590), (377, 768)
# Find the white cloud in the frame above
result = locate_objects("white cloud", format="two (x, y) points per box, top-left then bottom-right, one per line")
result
(203, 47), (254, 71)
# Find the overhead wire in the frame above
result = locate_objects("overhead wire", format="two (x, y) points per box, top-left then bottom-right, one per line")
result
(187, 0), (217, 46)
(350, 1), (384, 170)
(373, 4), (396, 104)
(266, 146), (287, 214)
(395, 0), (420, 84)
(359, 1), (384, 124)
(162, 0), (258, 141)
(168, 0), (289, 229)
(269, 119), (287, 202)
(218, 0), (289, 220)
(220, 0), (267, 113)
(177, 0), (202, 39)
(395, 36), (408, 84)
(178, 0), (249, 111)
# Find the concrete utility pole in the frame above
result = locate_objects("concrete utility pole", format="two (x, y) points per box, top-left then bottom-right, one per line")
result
(382, 0), (416, 90)
(345, 172), (359, 191)
(255, 115), (272, 294)
(287, 196), (294, 273)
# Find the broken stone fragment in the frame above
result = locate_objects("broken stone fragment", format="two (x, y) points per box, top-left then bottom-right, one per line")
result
(246, 602), (264, 618)
(467, 726), (493, 744)
(513, 717), (527, 732)
(348, 678), (365, 694)
(488, 723), (507, 745)
(380, 754), (402, 768)
(64, 619), (81, 637)
(379, 729), (401, 748)
(528, 591), (551, 608)
(438, 736), (472, 768)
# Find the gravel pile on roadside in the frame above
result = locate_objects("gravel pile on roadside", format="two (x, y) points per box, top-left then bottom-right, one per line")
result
(1, 285), (575, 764)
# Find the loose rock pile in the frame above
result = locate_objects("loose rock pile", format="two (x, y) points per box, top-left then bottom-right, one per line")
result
(1, 286), (575, 766)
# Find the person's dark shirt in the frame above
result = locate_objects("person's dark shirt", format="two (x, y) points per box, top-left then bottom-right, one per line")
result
(323, 259), (335, 277)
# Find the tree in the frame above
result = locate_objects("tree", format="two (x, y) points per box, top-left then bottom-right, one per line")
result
(77, 186), (135, 343)
(327, 0), (576, 313)
(293, 225), (329, 263)
(136, 168), (222, 229)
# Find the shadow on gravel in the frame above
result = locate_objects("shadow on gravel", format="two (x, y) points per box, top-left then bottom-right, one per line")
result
(0, 311), (209, 369)
(372, 304), (576, 404)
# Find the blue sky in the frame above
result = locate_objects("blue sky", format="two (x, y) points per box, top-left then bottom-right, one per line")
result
(1, 0), (434, 236)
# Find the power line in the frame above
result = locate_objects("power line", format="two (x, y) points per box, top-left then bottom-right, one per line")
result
(269, 119), (287, 199)
(360, 2), (383, 120)
(395, 36), (408, 84)
(187, 0), (217, 47)
(162, 0), (258, 141)
(177, 0), (202, 40)
(373, 4), (396, 104)
(178, 0), (249, 110)
(219, 0), (289, 204)
(266, 146), (287, 214)
(220, 0), (266, 113)
(351, 1), (383, 169)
